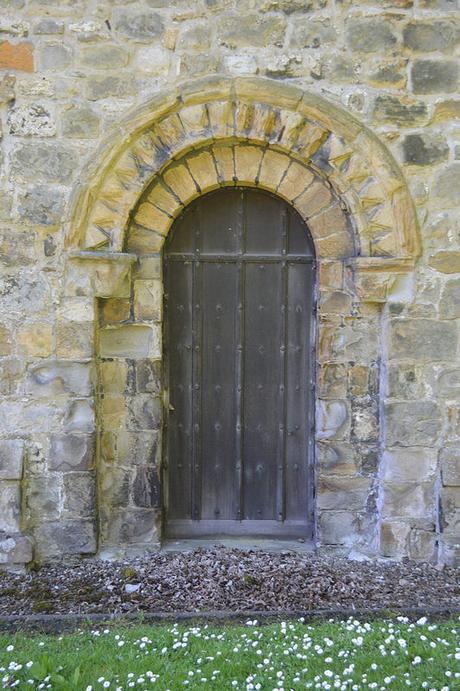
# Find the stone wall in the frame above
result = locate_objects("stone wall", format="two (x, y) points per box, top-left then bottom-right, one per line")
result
(0, 0), (459, 568)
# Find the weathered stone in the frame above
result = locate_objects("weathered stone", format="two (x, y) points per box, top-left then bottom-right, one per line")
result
(49, 434), (95, 472)
(0, 229), (35, 267)
(317, 400), (350, 440)
(134, 279), (162, 321)
(318, 476), (371, 511)
(346, 18), (397, 53)
(433, 164), (460, 208)
(0, 534), (32, 565)
(17, 321), (53, 357)
(440, 487), (460, 533)
(320, 291), (352, 315)
(0, 358), (24, 396)
(319, 511), (357, 546)
(33, 18), (64, 35)
(26, 361), (93, 397)
(440, 278), (460, 319)
(383, 447), (436, 482)
(63, 472), (95, 516)
(27, 475), (60, 520)
(351, 397), (379, 442)
(56, 321), (93, 359)
(177, 23), (211, 50)
(126, 395), (161, 431)
(373, 94), (428, 126)
(79, 45), (129, 69)
(132, 466), (160, 509)
(217, 14), (287, 48)
(0, 440), (23, 480)
(318, 363), (348, 399)
(380, 521), (410, 557)
(62, 104), (100, 139)
(0, 482), (20, 532)
(387, 363), (431, 399)
(438, 367), (460, 398)
(389, 319), (457, 360)
(0, 74), (15, 104)
(114, 11), (164, 42)
(431, 100), (460, 123)
(317, 441), (357, 476)
(385, 401), (440, 446)
(100, 298), (131, 324)
(412, 60), (458, 94)
(0, 40), (33, 71)
(403, 20), (459, 53)
(291, 18), (336, 48)
(63, 399), (95, 433)
(8, 103), (55, 137)
(135, 359), (161, 395)
(383, 482), (434, 519)
(440, 447), (460, 486)
(18, 185), (64, 226)
(101, 467), (131, 509)
(39, 42), (72, 71)
(105, 509), (156, 545)
(134, 46), (170, 76)
(99, 325), (159, 359)
(85, 75), (137, 101)
(11, 143), (78, 183)
(408, 529), (437, 562)
(100, 430), (159, 467)
(402, 133), (449, 166)
(428, 250), (460, 274)
(99, 360), (129, 395)
(34, 520), (96, 558)
(367, 59), (407, 88)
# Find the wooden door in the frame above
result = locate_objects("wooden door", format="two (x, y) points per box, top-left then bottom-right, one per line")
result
(163, 187), (316, 539)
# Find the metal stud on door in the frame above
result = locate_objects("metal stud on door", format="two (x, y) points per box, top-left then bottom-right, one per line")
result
(163, 187), (316, 539)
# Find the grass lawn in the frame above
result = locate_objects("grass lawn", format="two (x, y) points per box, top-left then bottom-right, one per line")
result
(0, 616), (458, 690)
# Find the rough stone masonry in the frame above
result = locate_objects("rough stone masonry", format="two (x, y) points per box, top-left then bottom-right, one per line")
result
(0, 0), (459, 569)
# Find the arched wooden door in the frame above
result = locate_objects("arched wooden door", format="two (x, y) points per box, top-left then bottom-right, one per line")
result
(163, 187), (316, 539)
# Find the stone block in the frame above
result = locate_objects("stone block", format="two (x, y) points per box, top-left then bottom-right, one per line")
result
(27, 475), (60, 520)
(317, 400), (350, 440)
(385, 401), (440, 446)
(33, 19), (64, 35)
(318, 476), (371, 511)
(403, 20), (459, 53)
(126, 395), (161, 431)
(408, 529), (437, 562)
(217, 14), (287, 48)
(56, 321), (93, 359)
(440, 487), (460, 533)
(428, 251), (460, 274)
(291, 18), (336, 49)
(387, 363), (431, 399)
(177, 23), (211, 50)
(17, 322), (53, 357)
(100, 430), (159, 467)
(383, 447), (437, 483)
(373, 94), (428, 127)
(0, 40), (33, 72)
(133, 257), (161, 281)
(99, 360), (129, 394)
(0, 358), (24, 396)
(100, 396), (126, 431)
(0, 534), (32, 565)
(79, 45), (128, 69)
(100, 298), (131, 324)
(114, 11), (164, 41)
(432, 100), (460, 123)
(34, 520), (96, 559)
(62, 104), (100, 139)
(440, 447), (460, 486)
(99, 325), (159, 359)
(11, 143), (78, 184)
(433, 163), (460, 208)
(0, 482), (20, 532)
(346, 18), (397, 53)
(134, 279), (162, 321)
(85, 75), (137, 101)
(63, 472), (95, 516)
(383, 481), (434, 519)
(440, 278), (460, 318)
(389, 319), (456, 360)
(351, 398), (379, 442)
(134, 46), (170, 76)
(438, 367), (460, 398)
(39, 43), (72, 71)
(234, 146), (264, 184)
(380, 520), (410, 557)
(132, 466), (160, 509)
(135, 359), (161, 395)
(317, 441), (357, 476)
(0, 324), (12, 356)
(320, 291), (352, 315)
(65, 256), (133, 299)
(18, 185), (64, 226)
(100, 467), (131, 509)
(318, 363), (348, 399)
(49, 434), (95, 472)
(163, 164), (197, 203)
(105, 508), (156, 545)
(319, 511), (357, 546)
(411, 60), (458, 94)
(8, 103), (55, 137)
(258, 150), (290, 189)
(64, 399), (95, 433)
(26, 361), (93, 397)
(402, 133), (448, 166)
(0, 440), (23, 480)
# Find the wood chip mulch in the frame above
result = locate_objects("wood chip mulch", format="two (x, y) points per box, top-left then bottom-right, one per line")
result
(0, 548), (459, 616)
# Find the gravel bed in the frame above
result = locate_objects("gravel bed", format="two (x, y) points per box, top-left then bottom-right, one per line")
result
(0, 548), (458, 617)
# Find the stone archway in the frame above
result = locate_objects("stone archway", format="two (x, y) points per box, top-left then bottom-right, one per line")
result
(61, 76), (420, 558)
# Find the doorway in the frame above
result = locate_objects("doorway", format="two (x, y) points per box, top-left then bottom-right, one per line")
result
(163, 187), (316, 539)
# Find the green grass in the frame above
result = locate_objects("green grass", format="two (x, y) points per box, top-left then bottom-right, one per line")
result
(0, 616), (459, 690)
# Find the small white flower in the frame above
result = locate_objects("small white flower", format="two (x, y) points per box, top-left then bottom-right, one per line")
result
(6, 646), (14, 652)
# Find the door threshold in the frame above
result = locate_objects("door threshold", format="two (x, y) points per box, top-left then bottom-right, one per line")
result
(161, 538), (315, 554)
